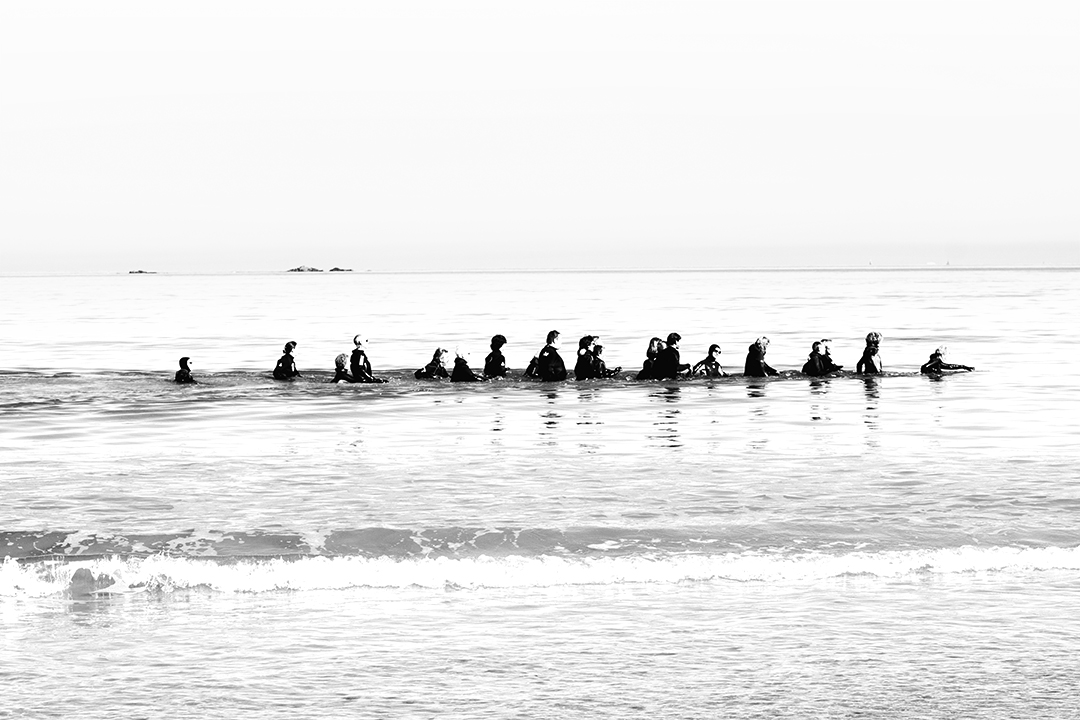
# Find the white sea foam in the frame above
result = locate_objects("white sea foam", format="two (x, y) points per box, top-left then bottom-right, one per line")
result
(4, 546), (1080, 598)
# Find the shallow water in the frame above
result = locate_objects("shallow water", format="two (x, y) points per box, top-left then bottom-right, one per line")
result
(2, 269), (1079, 718)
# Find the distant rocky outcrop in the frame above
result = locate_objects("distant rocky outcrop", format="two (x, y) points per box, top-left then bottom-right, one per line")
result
(329, 267), (353, 272)
(128, 270), (156, 274)
(287, 265), (323, 272)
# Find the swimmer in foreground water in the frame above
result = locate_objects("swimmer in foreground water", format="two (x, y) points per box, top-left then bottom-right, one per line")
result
(451, 354), (482, 382)
(692, 344), (727, 377)
(349, 336), (386, 383)
(652, 333), (691, 380)
(744, 337), (779, 377)
(802, 339), (843, 376)
(524, 330), (567, 381)
(592, 344), (621, 378)
(415, 348), (450, 380)
(273, 341), (301, 380)
(856, 332), (883, 375)
(484, 335), (508, 378)
(174, 356), (196, 384)
(921, 347), (973, 375)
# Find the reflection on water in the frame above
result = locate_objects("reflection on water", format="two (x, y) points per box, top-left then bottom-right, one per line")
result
(862, 376), (881, 450)
(538, 390), (561, 445)
(648, 385), (682, 449)
(746, 382), (769, 452)
(808, 378), (831, 422)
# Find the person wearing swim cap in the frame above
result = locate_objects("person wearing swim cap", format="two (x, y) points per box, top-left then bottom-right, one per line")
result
(921, 346), (973, 375)
(349, 336), (385, 383)
(652, 333), (691, 379)
(273, 341), (301, 380)
(174, 356), (196, 384)
(484, 335), (508, 378)
(856, 332), (883, 375)
(744, 337), (779, 377)
(692, 344), (727, 377)
(415, 348), (450, 379)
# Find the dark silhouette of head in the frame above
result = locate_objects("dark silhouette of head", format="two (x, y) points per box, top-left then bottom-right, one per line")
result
(179, 356), (191, 370)
(546, 330), (560, 345)
(491, 334), (507, 350)
(283, 341), (297, 354)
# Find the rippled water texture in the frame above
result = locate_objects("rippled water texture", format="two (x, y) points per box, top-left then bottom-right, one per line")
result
(2, 269), (1079, 718)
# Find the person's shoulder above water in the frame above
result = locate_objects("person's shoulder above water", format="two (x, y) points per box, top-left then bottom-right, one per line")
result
(856, 332), (882, 374)
(273, 341), (301, 380)
(652, 332), (691, 379)
(415, 348), (450, 380)
(921, 346), (973, 374)
(174, 356), (196, 384)
(744, 337), (778, 377)
(451, 355), (482, 382)
(484, 334), (508, 378)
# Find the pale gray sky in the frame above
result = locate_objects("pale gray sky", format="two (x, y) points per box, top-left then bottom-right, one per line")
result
(1, 1), (1077, 272)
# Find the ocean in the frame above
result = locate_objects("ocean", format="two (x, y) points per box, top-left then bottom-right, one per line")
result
(2, 268), (1079, 719)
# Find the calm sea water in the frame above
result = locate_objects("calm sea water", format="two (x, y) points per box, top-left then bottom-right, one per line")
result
(2, 269), (1079, 719)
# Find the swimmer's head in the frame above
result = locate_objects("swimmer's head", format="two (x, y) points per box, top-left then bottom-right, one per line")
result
(546, 330), (560, 345)
(647, 337), (662, 356)
(353, 335), (364, 347)
(933, 345), (947, 358)
(756, 336), (770, 349)
(179, 356), (191, 369)
(866, 332), (881, 345)
(431, 347), (448, 363)
(284, 341), (297, 353)
(578, 335), (596, 350)
(594, 344), (604, 356)
(812, 341), (822, 352)
(491, 334), (506, 350)
(334, 353), (348, 370)
(666, 332), (681, 346)
(708, 344), (721, 356)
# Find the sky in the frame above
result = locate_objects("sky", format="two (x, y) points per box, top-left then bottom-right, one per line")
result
(1, 1), (1077, 272)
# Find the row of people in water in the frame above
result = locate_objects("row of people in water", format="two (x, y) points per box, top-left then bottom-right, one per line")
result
(175, 332), (973, 384)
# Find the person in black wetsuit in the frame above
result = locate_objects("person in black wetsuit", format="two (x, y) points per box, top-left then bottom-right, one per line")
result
(636, 337), (664, 380)
(349, 336), (386, 383)
(921, 347), (973, 375)
(451, 354), (483, 382)
(592, 345), (621, 378)
(802, 340), (843, 376)
(174, 356), (196, 384)
(744, 337), (779, 377)
(524, 330), (567, 381)
(273, 341), (301, 380)
(856, 332), (883, 375)
(652, 333), (691, 380)
(574, 335), (599, 380)
(692, 344), (727, 377)
(415, 348), (450, 379)
(484, 335), (508, 378)
(331, 353), (355, 383)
